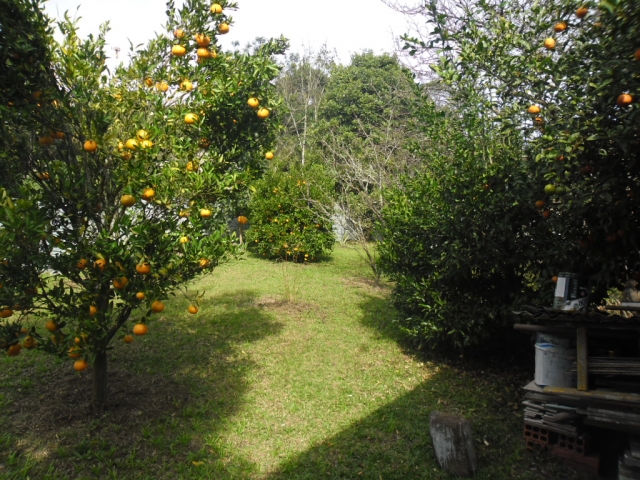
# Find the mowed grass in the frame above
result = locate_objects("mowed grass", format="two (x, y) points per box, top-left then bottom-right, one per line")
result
(0, 246), (583, 479)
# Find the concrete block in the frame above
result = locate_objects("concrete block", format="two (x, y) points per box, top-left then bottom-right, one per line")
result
(430, 411), (477, 477)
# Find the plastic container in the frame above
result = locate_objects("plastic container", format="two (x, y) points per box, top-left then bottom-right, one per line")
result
(536, 333), (574, 349)
(534, 343), (577, 388)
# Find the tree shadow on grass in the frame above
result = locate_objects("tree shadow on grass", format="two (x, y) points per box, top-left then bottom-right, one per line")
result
(265, 290), (584, 480)
(265, 373), (585, 480)
(0, 288), (283, 479)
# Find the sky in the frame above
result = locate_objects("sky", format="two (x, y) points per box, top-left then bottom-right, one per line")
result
(42, 0), (414, 67)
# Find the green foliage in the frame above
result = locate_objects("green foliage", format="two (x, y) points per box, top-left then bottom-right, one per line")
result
(378, 99), (548, 349)
(377, 0), (640, 349)
(0, 0), (286, 405)
(246, 163), (335, 262)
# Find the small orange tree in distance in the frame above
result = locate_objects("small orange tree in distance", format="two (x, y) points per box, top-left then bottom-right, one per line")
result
(0, 0), (286, 411)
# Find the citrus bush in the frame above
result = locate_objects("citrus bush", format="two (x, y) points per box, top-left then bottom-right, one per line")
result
(376, 0), (640, 349)
(246, 163), (335, 262)
(0, 0), (285, 410)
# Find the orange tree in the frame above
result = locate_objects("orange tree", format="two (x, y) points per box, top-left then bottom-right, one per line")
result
(412, 0), (640, 297)
(0, 0), (286, 411)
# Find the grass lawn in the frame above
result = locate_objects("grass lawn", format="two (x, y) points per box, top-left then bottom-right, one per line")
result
(0, 246), (584, 479)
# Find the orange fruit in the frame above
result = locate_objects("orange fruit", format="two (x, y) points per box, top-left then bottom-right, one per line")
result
(180, 79), (193, 91)
(113, 277), (129, 290)
(37, 172), (50, 180)
(542, 210), (551, 219)
(7, 344), (22, 357)
(141, 188), (155, 200)
(135, 292), (146, 300)
(23, 336), (37, 349)
(125, 138), (139, 150)
(89, 305), (98, 316)
(180, 236), (189, 244)
(197, 48), (211, 59)
(554, 22), (567, 32)
(265, 151), (274, 160)
(247, 97), (260, 109)
(136, 263), (151, 275)
(172, 45), (187, 56)
(83, 140), (98, 152)
(188, 305), (198, 314)
(133, 323), (149, 335)
(151, 300), (165, 313)
(576, 6), (588, 18)
(199, 258), (211, 268)
(527, 105), (540, 114)
(123, 335), (134, 344)
(156, 81), (169, 92)
(45, 320), (58, 332)
(174, 28), (185, 38)
(535, 200), (546, 208)
(617, 94), (633, 107)
(136, 129), (151, 141)
(0, 307), (13, 318)
(237, 215), (248, 225)
(74, 359), (89, 371)
(211, 3), (223, 14)
(534, 116), (545, 125)
(218, 23), (230, 34)
(179, 210), (190, 218)
(185, 113), (199, 124)
(544, 38), (556, 50)
(636, 49), (640, 61)
(257, 108), (270, 119)
(140, 139), (153, 149)
(94, 258), (108, 271)
(121, 194), (136, 207)
(552, 276), (558, 283)
(77, 258), (89, 269)
(68, 347), (82, 359)
(195, 34), (211, 47)
(200, 208), (212, 218)
(186, 161), (196, 171)
(144, 77), (153, 87)
(39, 134), (54, 145)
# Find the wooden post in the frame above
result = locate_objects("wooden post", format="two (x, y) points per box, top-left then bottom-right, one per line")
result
(577, 327), (588, 391)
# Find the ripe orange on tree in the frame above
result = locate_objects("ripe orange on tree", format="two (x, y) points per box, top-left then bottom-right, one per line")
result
(22, 336), (37, 349)
(197, 48), (211, 59)
(39, 134), (54, 145)
(535, 200), (546, 208)
(210, 3), (223, 14)
(136, 263), (151, 275)
(188, 305), (198, 314)
(125, 138), (139, 150)
(576, 6), (588, 18)
(45, 320), (58, 331)
(195, 33), (211, 47)
(136, 291), (146, 300)
(544, 38), (556, 50)
(89, 305), (98, 316)
(151, 300), (165, 312)
(172, 45), (187, 56)
(528, 105), (540, 114)
(180, 79), (193, 91)
(144, 78), (153, 87)
(257, 108), (270, 119)
(83, 140), (98, 152)
(237, 215), (248, 224)
(123, 335), (134, 344)
(218, 23), (230, 34)
(94, 258), (108, 270)
(141, 188), (155, 200)
(617, 94), (633, 107)
(136, 129), (151, 140)
(113, 277), (129, 289)
(133, 323), (149, 335)
(77, 258), (89, 269)
(265, 151), (274, 160)
(185, 113), (199, 124)
(68, 347), (82, 359)
(7, 344), (22, 357)
(121, 195), (136, 207)
(74, 359), (89, 371)
(200, 208), (212, 218)
(554, 22), (567, 32)
(174, 28), (185, 38)
(247, 97), (260, 109)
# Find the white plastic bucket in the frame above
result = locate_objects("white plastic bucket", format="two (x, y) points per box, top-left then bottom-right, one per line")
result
(534, 343), (576, 388)
(536, 333), (573, 349)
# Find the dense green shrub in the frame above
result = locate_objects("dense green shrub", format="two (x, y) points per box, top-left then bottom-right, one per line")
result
(247, 164), (335, 262)
(378, 104), (549, 350)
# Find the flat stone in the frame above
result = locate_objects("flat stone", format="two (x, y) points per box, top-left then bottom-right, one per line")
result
(430, 411), (477, 477)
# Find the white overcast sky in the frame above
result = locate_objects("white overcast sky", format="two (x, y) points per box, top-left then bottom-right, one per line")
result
(43, 0), (415, 67)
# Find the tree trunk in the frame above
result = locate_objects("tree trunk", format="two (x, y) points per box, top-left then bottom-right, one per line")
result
(92, 351), (108, 413)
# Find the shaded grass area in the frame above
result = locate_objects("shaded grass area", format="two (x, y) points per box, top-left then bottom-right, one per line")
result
(0, 246), (585, 479)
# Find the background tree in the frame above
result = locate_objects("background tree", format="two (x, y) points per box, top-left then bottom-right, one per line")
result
(312, 52), (424, 283)
(0, 0), (286, 411)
